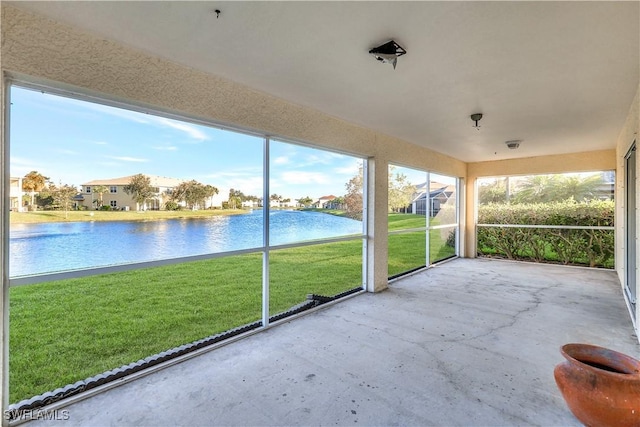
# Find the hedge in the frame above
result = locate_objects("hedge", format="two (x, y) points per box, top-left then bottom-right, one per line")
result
(477, 200), (614, 268)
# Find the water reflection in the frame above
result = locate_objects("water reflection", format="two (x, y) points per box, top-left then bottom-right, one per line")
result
(10, 210), (362, 277)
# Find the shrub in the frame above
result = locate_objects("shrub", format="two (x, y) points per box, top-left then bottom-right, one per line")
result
(477, 200), (614, 268)
(445, 229), (456, 248)
(164, 201), (181, 211)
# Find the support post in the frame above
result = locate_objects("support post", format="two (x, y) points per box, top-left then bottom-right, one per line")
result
(366, 157), (388, 292)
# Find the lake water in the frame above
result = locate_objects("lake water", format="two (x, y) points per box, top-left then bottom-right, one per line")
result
(10, 210), (362, 277)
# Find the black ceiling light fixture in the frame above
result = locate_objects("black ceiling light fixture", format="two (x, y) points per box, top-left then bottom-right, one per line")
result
(369, 40), (406, 69)
(470, 113), (483, 130)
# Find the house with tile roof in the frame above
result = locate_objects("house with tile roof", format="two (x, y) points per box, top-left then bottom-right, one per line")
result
(314, 195), (337, 209)
(80, 175), (225, 211)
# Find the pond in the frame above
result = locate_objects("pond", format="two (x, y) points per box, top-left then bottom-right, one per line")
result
(10, 210), (362, 277)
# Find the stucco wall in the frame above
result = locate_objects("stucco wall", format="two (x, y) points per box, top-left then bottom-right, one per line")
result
(615, 83), (640, 330)
(467, 150), (616, 179)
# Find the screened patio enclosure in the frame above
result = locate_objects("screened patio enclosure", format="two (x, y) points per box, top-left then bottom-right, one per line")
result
(1, 1), (639, 423)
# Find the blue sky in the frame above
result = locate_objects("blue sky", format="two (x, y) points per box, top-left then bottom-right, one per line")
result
(9, 86), (455, 200)
(9, 86), (363, 200)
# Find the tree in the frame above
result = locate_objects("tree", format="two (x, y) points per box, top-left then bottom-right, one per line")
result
(553, 174), (603, 202)
(92, 185), (109, 209)
(227, 188), (244, 209)
(511, 174), (604, 204)
(297, 196), (313, 207)
(388, 168), (415, 213)
(478, 178), (508, 205)
(269, 194), (285, 208)
(49, 183), (78, 219)
(22, 171), (49, 208)
(344, 166), (364, 220)
(123, 174), (155, 211)
(331, 196), (345, 209)
(170, 180), (219, 210)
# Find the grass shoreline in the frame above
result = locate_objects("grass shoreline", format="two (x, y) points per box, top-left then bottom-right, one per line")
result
(9, 208), (250, 224)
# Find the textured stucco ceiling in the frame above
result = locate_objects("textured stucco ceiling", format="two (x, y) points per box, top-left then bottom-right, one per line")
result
(8, 1), (640, 163)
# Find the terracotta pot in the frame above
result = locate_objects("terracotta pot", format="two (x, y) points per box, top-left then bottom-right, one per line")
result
(554, 343), (640, 427)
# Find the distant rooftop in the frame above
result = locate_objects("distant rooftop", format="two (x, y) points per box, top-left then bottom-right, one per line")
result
(82, 175), (185, 188)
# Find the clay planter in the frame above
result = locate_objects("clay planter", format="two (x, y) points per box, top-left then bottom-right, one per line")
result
(554, 343), (640, 427)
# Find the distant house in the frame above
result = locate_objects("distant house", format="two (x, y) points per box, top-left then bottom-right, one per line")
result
(242, 200), (258, 209)
(598, 171), (615, 200)
(9, 176), (25, 212)
(81, 175), (224, 211)
(314, 195), (337, 209)
(80, 175), (184, 210)
(269, 196), (296, 208)
(410, 182), (455, 216)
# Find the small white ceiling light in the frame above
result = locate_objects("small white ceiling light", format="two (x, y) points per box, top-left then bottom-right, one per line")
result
(369, 40), (406, 69)
(505, 140), (522, 149)
(470, 113), (483, 130)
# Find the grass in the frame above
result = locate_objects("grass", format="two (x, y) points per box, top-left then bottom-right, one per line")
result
(9, 212), (453, 403)
(388, 213), (457, 276)
(9, 240), (362, 404)
(10, 209), (248, 224)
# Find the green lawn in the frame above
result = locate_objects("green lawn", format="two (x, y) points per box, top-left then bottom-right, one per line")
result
(10, 212), (457, 403)
(388, 213), (457, 276)
(9, 241), (362, 404)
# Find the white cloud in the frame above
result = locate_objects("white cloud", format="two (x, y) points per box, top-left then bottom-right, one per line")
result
(273, 156), (289, 165)
(97, 161), (120, 168)
(106, 156), (149, 163)
(333, 161), (361, 176)
(9, 157), (42, 177)
(280, 171), (330, 185)
(44, 92), (210, 142)
(205, 168), (262, 180)
(152, 117), (209, 141)
(220, 176), (263, 195)
(152, 145), (178, 151)
(79, 101), (150, 124)
(10, 156), (37, 167)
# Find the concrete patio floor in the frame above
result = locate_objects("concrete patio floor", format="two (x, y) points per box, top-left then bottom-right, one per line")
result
(26, 258), (639, 426)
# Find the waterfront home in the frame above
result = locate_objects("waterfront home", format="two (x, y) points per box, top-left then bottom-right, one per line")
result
(315, 195), (337, 209)
(81, 175), (226, 211)
(9, 177), (25, 212)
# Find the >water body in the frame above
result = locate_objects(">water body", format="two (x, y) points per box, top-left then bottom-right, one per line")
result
(10, 210), (362, 277)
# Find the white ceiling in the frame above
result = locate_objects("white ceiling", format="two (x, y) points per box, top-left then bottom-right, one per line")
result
(9, 1), (640, 163)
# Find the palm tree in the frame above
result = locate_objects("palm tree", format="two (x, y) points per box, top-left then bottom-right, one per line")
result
(478, 178), (509, 205)
(92, 185), (109, 209)
(22, 171), (49, 209)
(297, 196), (313, 207)
(512, 174), (605, 204)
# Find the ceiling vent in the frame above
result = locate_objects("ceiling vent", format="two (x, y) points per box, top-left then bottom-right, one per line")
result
(505, 140), (522, 149)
